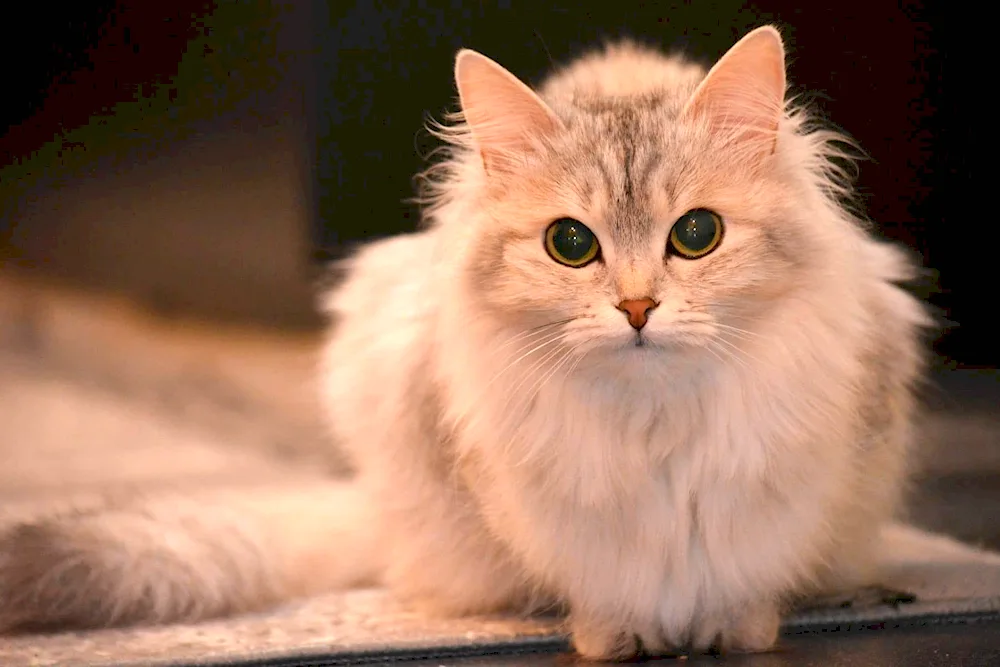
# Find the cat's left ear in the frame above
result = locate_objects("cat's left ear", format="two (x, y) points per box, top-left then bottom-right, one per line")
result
(455, 50), (565, 176)
(681, 26), (786, 158)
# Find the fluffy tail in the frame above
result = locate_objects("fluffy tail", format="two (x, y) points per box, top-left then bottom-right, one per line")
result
(0, 481), (381, 632)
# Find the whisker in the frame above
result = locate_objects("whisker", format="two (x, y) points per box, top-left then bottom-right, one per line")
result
(526, 316), (581, 332)
(712, 334), (762, 367)
(490, 318), (576, 356)
(712, 321), (764, 341)
(489, 330), (568, 386)
(526, 336), (590, 414)
(492, 342), (574, 432)
(454, 331), (568, 433)
(500, 343), (569, 413)
(509, 343), (586, 463)
(707, 337), (752, 373)
(703, 341), (728, 366)
(518, 345), (577, 417)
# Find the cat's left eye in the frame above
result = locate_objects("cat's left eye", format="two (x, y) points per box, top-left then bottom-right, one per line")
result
(668, 209), (724, 259)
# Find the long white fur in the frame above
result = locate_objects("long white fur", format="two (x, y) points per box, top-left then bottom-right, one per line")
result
(320, 26), (930, 658)
(0, 26), (930, 659)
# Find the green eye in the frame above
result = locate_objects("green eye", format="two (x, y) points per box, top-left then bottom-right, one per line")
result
(669, 208), (723, 259)
(545, 218), (600, 267)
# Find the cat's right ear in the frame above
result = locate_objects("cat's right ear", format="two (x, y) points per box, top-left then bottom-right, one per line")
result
(454, 50), (564, 177)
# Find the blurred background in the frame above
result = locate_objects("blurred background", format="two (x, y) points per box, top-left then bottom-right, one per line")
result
(0, 2), (996, 539)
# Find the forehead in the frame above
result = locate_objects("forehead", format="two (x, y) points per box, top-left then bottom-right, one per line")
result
(556, 99), (685, 252)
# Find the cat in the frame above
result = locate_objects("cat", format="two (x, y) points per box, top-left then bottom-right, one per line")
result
(0, 25), (930, 659)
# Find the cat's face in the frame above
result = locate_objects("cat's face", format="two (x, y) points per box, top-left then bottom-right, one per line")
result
(451, 29), (821, 366)
(465, 112), (812, 361)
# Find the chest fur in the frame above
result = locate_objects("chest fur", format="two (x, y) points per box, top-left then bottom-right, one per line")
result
(454, 363), (858, 606)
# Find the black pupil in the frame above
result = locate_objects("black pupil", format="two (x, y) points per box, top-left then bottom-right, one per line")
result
(676, 211), (717, 251)
(552, 220), (594, 260)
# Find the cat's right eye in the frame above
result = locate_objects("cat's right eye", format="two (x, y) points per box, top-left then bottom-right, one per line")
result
(545, 218), (600, 268)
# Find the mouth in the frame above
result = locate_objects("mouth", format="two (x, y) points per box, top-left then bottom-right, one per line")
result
(610, 332), (664, 353)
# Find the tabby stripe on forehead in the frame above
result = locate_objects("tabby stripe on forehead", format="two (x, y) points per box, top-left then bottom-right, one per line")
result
(594, 152), (615, 204)
(623, 142), (635, 202)
(615, 110), (639, 205)
(613, 109), (661, 207)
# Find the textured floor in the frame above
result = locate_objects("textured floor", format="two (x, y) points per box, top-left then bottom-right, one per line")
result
(2, 274), (999, 666)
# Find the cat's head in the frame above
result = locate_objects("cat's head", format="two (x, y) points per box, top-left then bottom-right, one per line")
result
(433, 27), (858, 370)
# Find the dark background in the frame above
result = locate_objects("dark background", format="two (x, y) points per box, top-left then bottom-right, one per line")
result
(0, 1), (991, 367)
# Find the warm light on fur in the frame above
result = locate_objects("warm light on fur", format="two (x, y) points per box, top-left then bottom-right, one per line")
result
(324, 25), (930, 658)
(0, 26), (930, 660)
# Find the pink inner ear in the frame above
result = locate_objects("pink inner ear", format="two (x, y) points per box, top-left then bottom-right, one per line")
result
(682, 27), (786, 155)
(454, 50), (564, 173)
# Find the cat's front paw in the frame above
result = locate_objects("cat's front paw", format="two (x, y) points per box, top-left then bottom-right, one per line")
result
(570, 603), (781, 661)
(570, 616), (643, 661)
(691, 603), (781, 654)
(569, 615), (682, 661)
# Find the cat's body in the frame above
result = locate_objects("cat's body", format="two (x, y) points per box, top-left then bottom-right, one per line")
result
(0, 27), (928, 659)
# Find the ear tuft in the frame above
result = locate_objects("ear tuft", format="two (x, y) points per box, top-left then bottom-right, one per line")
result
(455, 49), (564, 176)
(681, 26), (787, 158)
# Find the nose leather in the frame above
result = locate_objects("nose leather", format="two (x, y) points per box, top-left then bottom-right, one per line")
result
(617, 298), (658, 330)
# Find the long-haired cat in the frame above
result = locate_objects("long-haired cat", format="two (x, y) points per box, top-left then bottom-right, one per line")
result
(0, 26), (929, 659)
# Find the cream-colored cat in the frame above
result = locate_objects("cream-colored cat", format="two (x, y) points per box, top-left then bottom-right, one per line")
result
(0, 26), (929, 659)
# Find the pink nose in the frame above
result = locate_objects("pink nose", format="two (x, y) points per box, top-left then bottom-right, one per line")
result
(617, 298), (658, 330)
